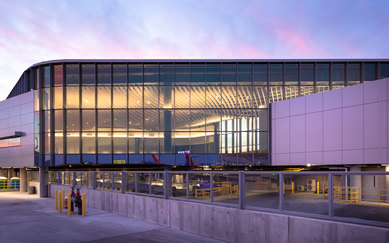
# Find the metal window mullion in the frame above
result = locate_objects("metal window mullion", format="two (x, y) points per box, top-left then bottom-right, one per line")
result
(111, 63), (113, 162)
(79, 65), (82, 162)
(279, 173), (284, 211)
(328, 173), (334, 217)
(121, 171), (126, 193)
(135, 173), (138, 193)
(345, 62), (348, 87)
(102, 172), (105, 190)
(93, 171), (96, 189)
(239, 170), (245, 209)
(149, 172), (152, 194)
(186, 172), (189, 199)
(164, 171), (169, 199)
(210, 173), (214, 203)
(111, 171), (114, 191)
(73, 171), (76, 187)
(95, 63), (98, 163)
(329, 63), (333, 90)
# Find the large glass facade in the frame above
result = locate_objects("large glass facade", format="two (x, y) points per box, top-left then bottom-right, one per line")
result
(29, 61), (389, 166)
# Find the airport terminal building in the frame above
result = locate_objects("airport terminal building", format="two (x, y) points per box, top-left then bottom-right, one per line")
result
(1, 59), (389, 195)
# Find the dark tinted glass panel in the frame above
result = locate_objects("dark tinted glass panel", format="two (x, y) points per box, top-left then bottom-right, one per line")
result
(316, 63), (329, 84)
(237, 64), (252, 84)
(82, 64), (95, 84)
(65, 64), (80, 85)
(66, 110), (80, 131)
(285, 64), (298, 84)
(347, 63), (361, 84)
(113, 64), (127, 84)
(98, 110), (111, 131)
(301, 64), (314, 85)
(380, 63), (389, 79)
(160, 65), (174, 84)
(191, 64), (205, 83)
(364, 63), (376, 81)
(222, 64), (236, 84)
(269, 64), (282, 85)
(82, 110), (95, 131)
(129, 64), (143, 84)
(175, 64), (190, 84)
(254, 64), (267, 83)
(44, 66), (50, 88)
(54, 65), (63, 86)
(144, 64), (159, 84)
(206, 64), (220, 84)
(332, 63), (345, 84)
(97, 64), (111, 84)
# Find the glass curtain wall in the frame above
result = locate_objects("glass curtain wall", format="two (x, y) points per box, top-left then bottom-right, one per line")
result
(36, 61), (388, 166)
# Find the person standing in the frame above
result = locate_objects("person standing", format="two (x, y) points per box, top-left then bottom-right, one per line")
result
(70, 187), (76, 212)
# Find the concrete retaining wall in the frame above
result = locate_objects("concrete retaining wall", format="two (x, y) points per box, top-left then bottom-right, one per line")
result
(50, 184), (389, 243)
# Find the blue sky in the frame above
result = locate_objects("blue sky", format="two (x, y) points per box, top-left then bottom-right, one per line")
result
(0, 0), (388, 99)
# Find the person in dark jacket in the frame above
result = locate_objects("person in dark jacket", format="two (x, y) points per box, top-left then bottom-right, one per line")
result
(71, 187), (76, 212)
(75, 188), (82, 215)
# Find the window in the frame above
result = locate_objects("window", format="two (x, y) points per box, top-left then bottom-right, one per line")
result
(65, 64), (80, 85)
(144, 64), (159, 84)
(54, 65), (63, 86)
(44, 66), (51, 88)
(364, 63), (376, 81)
(285, 64), (298, 85)
(82, 64), (95, 85)
(191, 64), (205, 84)
(254, 64), (267, 83)
(97, 64), (111, 84)
(113, 64), (127, 84)
(301, 64), (314, 85)
(269, 64), (282, 85)
(237, 64), (252, 85)
(222, 64), (236, 84)
(129, 64), (143, 84)
(347, 63), (361, 85)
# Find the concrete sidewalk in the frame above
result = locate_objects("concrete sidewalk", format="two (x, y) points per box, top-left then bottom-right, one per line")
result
(0, 192), (225, 243)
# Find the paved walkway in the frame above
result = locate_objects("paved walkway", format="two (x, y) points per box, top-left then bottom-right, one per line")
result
(0, 192), (224, 243)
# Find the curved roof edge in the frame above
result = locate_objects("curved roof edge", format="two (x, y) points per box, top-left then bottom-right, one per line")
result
(29, 58), (389, 68)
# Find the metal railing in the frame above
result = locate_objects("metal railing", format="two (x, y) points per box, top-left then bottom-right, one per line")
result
(50, 170), (389, 228)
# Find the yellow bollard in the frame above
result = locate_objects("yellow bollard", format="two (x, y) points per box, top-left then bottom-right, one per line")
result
(317, 181), (320, 195)
(55, 190), (58, 210)
(62, 189), (65, 208)
(67, 193), (71, 216)
(82, 193), (86, 216)
(283, 182), (285, 194)
(59, 191), (62, 213)
(276, 186), (279, 192)
(292, 182), (294, 194)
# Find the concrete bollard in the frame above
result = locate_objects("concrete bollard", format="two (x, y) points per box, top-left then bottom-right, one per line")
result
(82, 193), (85, 216)
(67, 193), (71, 216)
(55, 190), (58, 210)
(59, 191), (62, 213)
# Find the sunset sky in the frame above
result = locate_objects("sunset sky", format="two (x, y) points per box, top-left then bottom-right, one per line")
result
(0, 0), (388, 100)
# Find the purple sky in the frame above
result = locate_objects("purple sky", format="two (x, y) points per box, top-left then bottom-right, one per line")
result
(0, 0), (388, 100)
